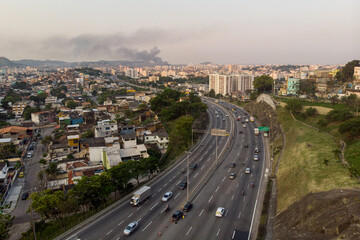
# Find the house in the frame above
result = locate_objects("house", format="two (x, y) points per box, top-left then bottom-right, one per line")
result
(31, 111), (56, 125)
(11, 100), (35, 116)
(67, 134), (80, 153)
(0, 126), (33, 142)
(144, 129), (169, 150)
(119, 133), (149, 162)
(286, 78), (300, 95)
(95, 119), (118, 138)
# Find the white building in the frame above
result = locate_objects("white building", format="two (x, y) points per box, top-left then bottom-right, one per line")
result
(95, 120), (118, 138)
(209, 73), (254, 95)
(126, 69), (139, 79)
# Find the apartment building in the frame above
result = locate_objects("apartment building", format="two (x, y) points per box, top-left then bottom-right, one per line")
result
(11, 100), (35, 116)
(209, 73), (254, 95)
(95, 119), (118, 138)
(126, 69), (139, 79)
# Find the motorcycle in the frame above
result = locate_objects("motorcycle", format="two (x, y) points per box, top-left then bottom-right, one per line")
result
(165, 204), (170, 212)
(241, 190), (245, 196)
(250, 182), (254, 188)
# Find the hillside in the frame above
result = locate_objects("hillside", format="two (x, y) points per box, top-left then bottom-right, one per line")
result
(0, 57), (19, 67)
(275, 189), (360, 240)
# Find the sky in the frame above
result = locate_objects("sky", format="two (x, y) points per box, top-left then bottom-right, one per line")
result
(0, 0), (359, 65)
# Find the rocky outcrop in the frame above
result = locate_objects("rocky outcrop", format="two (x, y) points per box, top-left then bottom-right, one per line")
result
(244, 94), (281, 142)
(275, 189), (360, 240)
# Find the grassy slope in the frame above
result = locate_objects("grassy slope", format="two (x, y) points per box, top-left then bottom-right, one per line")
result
(276, 107), (359, 213)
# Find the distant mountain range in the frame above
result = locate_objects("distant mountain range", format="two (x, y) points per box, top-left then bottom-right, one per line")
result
(0, 57), (169, 68)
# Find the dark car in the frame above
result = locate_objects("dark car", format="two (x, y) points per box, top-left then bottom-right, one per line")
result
(21, 192), (29, 200)
(179, 181), (187, 190)
(239, 131), (243, 134)
(190, 164), (197, 170)
(183, 202), (193, 212)
(231, 162), (236, 168)
(172, 211), (183, 221)
(244, 144), (249, 148)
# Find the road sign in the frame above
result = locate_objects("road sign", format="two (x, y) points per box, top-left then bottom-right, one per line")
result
(211, 129), (228, 136)
(259, 127), (269, 131)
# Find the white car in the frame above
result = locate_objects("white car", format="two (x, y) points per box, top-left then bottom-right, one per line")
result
(245, 168), (251, 174)
(123, 221), (138, 236)
(254, 155), (259, 161)
(245, 119), (249, 122)
(162, 191), (173, 202)
(243, 124), (247, 128)
(215, 207), (225, 217)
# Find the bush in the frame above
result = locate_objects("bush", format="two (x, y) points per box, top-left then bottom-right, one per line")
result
(285, 99), (303, 113)
(304, 107), (317, 117)
(39, 159), (46, 164)
(338, 118), (360, 139)
(326, 109), (353, 122)
(317, 118), (328, 127)
(43, 153), (47, 158)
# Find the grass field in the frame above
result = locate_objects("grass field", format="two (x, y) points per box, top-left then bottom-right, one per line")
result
(345, 141), (360, 175)
(276, 107), (359, 213)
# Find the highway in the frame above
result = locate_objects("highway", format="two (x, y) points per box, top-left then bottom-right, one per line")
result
(67, 100), (233, 240)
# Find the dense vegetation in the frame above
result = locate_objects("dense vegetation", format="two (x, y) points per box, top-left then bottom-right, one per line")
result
(74, 67), (103, 77)
(336, 60), (360, 82)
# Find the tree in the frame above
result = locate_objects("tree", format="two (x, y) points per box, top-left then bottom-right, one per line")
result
(12, 81), (28, 89)
(82, 129), (94, 138)
(23, 106), (41, 120)
(329, 95), (338, 106)
(109, 163), (133, 194)
(36, 92), (48, 103)
(299, 80), (316, 96)
(254, 75), (273, 92)
(326, 109), (353, 122)
(285, 99), (303, 113)
(66, 100), (77, 109)
(72, 173), (115, 209)
(336, 60), (360, 82)
(0, 208), (14, 239)
(0, 143), (18, 159)
(304, 107), (317, 117)
(126, 160), (146, 184)
(41, 135), (53, 145)
(338, 118), (360, 139)
(208, 89), (216, 98)
(31, 189), (77, 229)
(45, 162), (61, 180)
(45, 103), (52, 110)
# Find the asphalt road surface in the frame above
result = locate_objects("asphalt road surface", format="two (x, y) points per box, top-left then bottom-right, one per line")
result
(67, 100), (264, 240)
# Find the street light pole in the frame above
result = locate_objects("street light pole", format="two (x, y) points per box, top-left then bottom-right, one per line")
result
(215, 135), (218, 163)
(186, 152), (190, 202)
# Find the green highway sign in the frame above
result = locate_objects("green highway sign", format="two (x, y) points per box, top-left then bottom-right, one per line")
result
(259, 127), (269, 131)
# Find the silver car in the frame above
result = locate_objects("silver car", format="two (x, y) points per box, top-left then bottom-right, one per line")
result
(123, 221), (138, 236)
(162, 191), (173, 202)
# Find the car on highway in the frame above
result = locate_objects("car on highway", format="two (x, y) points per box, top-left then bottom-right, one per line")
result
(21, 192), (29, 200)
(215, 207), (225, 217)
(183, 202), (193, 212)
(244, 144), (249, 148)
(19, 172), (24, 178)
(162, 191), (173, 202)
(245, 119), (249, 122)
(190, 163), (197, 170)
(231, 162), (236, 168)
(179, 181), (187, 190)
(254, 155), (259, 161)
(239, 131), (243, 134)
(216, 115), (219, 118)
(123, 221), (138, 236)
(172, 211), (183, 221)
(27, 152), (32, 158)
(245, 168), (251, 174)
(225, 114), (229, 117)
(229, 173), (236, 179)
(243, 124), (246, 128)
(222, 118), (225, 121)
(254, 147), (259, 153)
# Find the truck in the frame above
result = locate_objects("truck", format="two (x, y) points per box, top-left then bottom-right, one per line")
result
(130, 186), (152, 206)
(250, 117), (255, 122)
(254, 128), (259, 136)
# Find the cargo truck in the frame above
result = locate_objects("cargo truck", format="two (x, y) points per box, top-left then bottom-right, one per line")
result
(254, 128), (259, 135)
(130, 186), (152, 206)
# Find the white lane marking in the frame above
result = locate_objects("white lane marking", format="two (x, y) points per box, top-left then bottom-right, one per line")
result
(236, 183), (239, 188)
(199, 209), (204, 216)
(152, 194), (157, 197)
(158, 187), (163, 192)
(150, 202), (158, 211)
(215, 186), (220, 192)
(106, 229), (113, 235)
(237, 152), (240, 157)
(231, 194), (234, 200)
(216, 228), (221, 237)
(176, 180), (181, 185)
(118, 221), (124, 226)
(164, 183), (168, 187)
(116, 237), (120, 240)
(222, 177), (226, 182)
(142, 221), (152, 232)
(225, 210), (228, 216)
(250, 174), (253, 178)
(137, 217), (142, 222)
(232, 230), (236, 239)
(243, 196), (246, 202)
(253, 164), (255, 168)
(207, 158), (210, 162)
(186, 226), (193, 235)
(208, 195), (213, 203)
(128, 213), (133, 218)
(201, 165), (205, 170)
(136, 206), (142, 211)
(238, 212), (241, 219)
(174, 192), (180, 199)
(228, 168), (231, 173)
(194, 172), (199, 178)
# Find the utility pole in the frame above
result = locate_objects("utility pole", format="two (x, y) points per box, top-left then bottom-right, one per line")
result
(215, 135), (218, 163)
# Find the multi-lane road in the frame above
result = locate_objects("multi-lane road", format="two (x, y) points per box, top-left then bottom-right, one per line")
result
(63, 99), (265, 240)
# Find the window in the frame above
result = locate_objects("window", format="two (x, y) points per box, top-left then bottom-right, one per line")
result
(73, 139), (78, 143)
(105, 127), (110, 130)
